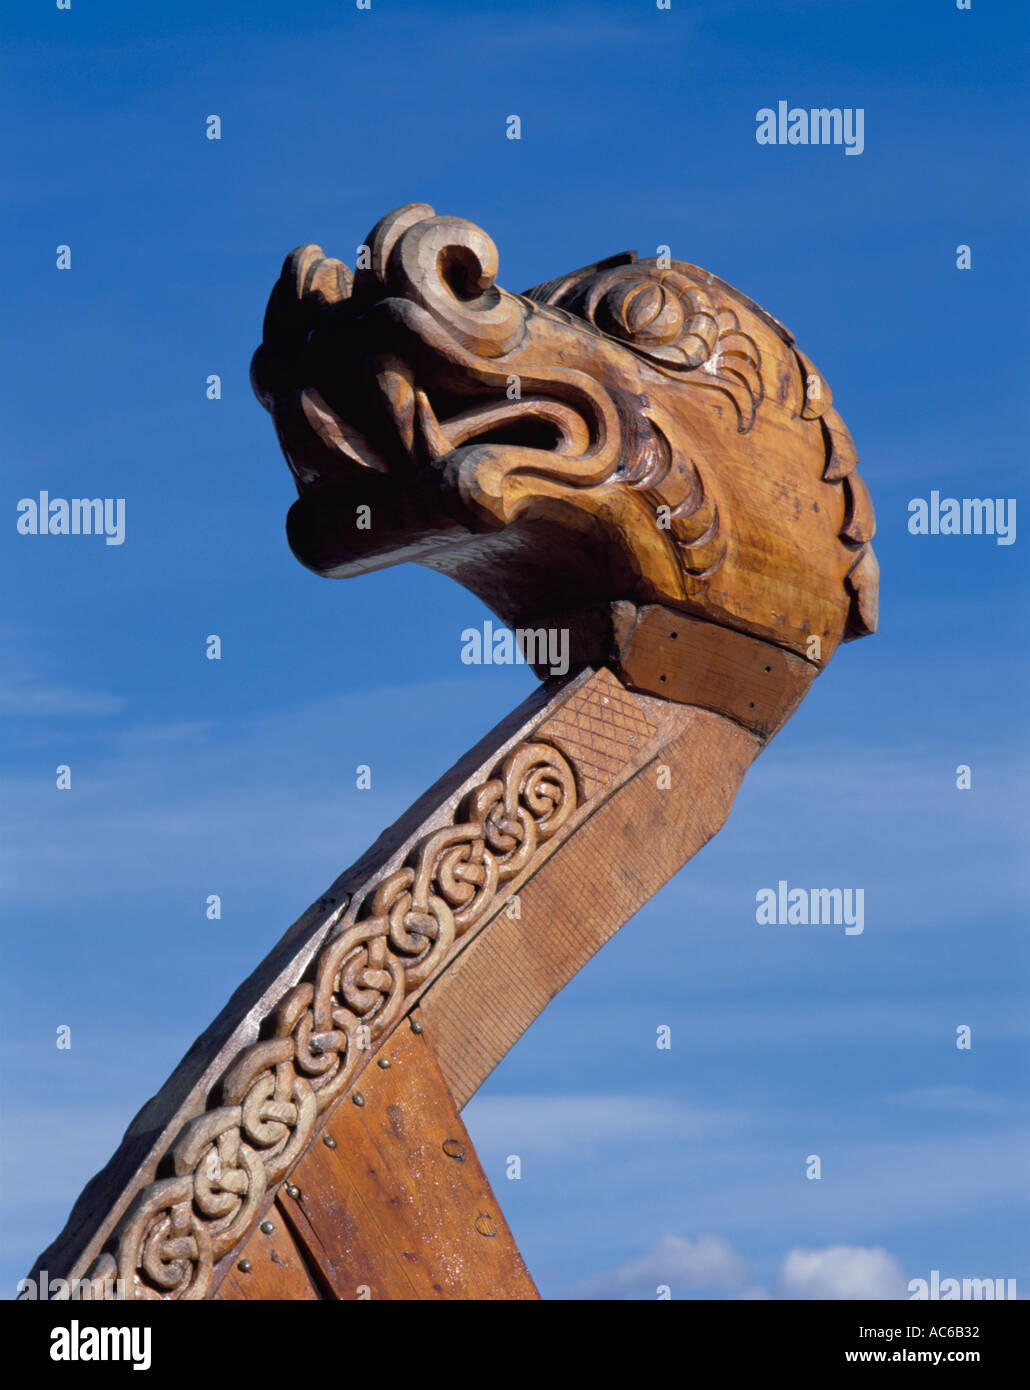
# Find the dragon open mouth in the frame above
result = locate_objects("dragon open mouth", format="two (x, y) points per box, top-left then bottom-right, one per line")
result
(275, 378), (587, 495)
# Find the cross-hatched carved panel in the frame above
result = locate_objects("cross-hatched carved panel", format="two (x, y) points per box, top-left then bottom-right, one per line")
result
(536, 669), (657, 800)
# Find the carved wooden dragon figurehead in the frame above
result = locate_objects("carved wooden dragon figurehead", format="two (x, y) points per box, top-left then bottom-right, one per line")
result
(251, 202), (877, 677)
(30, 206), (878, 1304)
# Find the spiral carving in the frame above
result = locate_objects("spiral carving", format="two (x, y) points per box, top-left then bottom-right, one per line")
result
(357, 205), (527, 358)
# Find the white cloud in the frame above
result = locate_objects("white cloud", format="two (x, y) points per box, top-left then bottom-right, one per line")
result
(773, 1245), (908, 1300)
(559, 1236), (910, 1300)
(559, 1235), (911, 1300)
(0, 676), (492, 907)
(0, 673), (125, 717)
(464, 1093), (746, 1160)
(890, 1086), (1016, 1115)
(684, 1129), (1030, 1236)
(567, 1234), (752, 1300)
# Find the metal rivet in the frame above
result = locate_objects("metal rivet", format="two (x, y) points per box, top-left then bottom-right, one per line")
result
(670, 631), (678, 639)
(748, 701), (755, 708)
(474, 1213), (497, 1238)
(286, 1183), (301, 1199)
(410, 1018), (423, 1034)
(237, 1258), (252, 1273)
(377, 1057), (391, 1069)
(442, 1139), (465, 1161)
(259, 1221), (274, 1235)
(659, 674), (667, 683)
(353, 1092), (365, 1107)
(323, 1134), (337, 1149)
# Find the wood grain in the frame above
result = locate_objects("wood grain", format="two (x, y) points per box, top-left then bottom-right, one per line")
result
(615, 607), (816, 736)
(267, 1021), (537, 1300)
(215, 1212), (323, 1301)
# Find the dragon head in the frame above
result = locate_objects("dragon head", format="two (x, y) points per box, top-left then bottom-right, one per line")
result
(252, 203), (876, 667)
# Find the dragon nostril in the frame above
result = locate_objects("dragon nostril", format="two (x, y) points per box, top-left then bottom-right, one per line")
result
(439, 245), (489, 301)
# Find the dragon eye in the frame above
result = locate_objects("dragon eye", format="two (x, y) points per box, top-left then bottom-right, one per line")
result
(587, 270), (719, 370)
(597, 276), (683, 346)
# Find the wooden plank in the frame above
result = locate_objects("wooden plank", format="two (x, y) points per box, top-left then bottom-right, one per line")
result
(267, 1022), (537, 1300)
(421, 704), (760, 1108)
(616, 607), (816, 737)
(273, 1179), (422, 1302)
(214, 1208), (323, 1301)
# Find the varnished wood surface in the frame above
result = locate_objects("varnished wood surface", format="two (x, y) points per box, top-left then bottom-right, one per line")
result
(421, 702), (759, 1107)
(616, 606), (816, 737)
(215, 1211), (323, 1301)
(237, 1021), (536, 1300)
(258, 203), (877, 662)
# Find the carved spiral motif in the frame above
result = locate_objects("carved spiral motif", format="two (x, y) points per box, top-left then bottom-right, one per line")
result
(352, 204), (526, 359)
(563, 266), (720, 371)
(78, 740), (577, 1300)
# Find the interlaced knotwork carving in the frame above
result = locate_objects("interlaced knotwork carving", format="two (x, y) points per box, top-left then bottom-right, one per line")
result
(80, 740), (577, 1300)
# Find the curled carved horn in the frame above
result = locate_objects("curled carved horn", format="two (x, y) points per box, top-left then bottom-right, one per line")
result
(357, 204), (526, 358)
(350, 201), (435, 301)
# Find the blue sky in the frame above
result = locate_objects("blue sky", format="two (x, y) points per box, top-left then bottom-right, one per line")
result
(2, 0), (1027, 1299)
